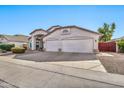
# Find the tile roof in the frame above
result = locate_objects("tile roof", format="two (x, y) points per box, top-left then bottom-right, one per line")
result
(110, 36), (124, 42)
(47, 25), (62, 32)
(30, 28), (47, 35)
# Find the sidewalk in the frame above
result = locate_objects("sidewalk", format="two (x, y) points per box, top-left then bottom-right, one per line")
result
(0, 56), (124, 87)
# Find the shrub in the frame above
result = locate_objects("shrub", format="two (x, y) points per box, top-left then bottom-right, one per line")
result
(0, 49), (7, 53)
(117, 39), (124, 53)
(23, 44), (27, 50)
(0, 44), (15, 51)
(2, 50), (7, 53)
(0, 49), (2, 53)
(11, 47), (26, 53)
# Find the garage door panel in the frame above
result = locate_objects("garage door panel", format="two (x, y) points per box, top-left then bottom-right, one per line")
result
(45, 40), (61, 51)
(62, 39), (93, 53)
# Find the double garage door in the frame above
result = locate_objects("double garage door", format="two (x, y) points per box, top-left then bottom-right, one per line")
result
(45, 39), (93, 53)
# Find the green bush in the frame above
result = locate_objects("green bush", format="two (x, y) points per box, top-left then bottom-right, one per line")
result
(0, 44), (15, 51)
(11, 47), (25, 53)
(117, 39), (124, 53)
(0, 49), (2, 53)
(23, 44), (27, 50)
(0, 49), (7, 53)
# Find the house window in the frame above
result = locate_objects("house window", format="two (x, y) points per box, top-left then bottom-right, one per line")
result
(30, 42), (32, 48)
(62, 29), (70, 35)
(63, 30), (68, 33)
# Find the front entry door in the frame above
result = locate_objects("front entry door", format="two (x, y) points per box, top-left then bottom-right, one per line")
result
(36, 39), (43, 50)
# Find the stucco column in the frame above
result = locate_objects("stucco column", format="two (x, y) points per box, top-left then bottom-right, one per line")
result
(116, 42), (118, 52)
(31, 36), (36, 50)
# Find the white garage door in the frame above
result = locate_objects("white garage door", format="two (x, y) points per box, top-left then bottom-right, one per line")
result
(45, 39), (93, 53)
(45, 40), (62, 51)
(62, 39), (93, 53)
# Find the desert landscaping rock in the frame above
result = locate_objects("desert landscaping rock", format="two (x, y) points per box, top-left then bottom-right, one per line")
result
(97, 52), (124, 75)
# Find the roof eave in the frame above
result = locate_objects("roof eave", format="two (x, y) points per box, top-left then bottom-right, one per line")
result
(44, 25), (101, 38)
(30, 29), (47, 35)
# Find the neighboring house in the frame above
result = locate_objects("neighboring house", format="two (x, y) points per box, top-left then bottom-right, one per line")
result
(29, 25), (101, 53)
(0, 34), (28, 47)
(109, 36), (124, 42)
(106, 36), (124, 52)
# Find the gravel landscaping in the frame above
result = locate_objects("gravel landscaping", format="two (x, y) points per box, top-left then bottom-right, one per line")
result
(97, 52), (124, 75)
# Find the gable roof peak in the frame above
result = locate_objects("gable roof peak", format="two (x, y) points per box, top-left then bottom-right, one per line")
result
(30, 28), (47, 35)
(47, 25), (62, 32)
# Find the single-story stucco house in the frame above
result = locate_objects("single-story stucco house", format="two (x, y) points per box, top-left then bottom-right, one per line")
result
(0, 34), (28, 47)
(28, 25), (101, 53)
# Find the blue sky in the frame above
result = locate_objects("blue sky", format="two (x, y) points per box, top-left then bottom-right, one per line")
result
(0, 5), (124, 38)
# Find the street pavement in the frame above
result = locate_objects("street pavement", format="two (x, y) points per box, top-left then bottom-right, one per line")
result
(0, 56), (123, 87)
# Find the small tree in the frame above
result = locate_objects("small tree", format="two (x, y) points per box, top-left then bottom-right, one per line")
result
(117, 39), (124, 53)
(98, 23), (116, 42)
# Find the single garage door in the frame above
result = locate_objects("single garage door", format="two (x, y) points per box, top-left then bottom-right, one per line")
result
(45, 40), (62, 51)
(62, 39), (93, 53)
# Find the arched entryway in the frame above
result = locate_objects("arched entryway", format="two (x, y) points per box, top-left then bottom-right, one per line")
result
(35, 34), (44, 50)
(29, 29), (48, 50)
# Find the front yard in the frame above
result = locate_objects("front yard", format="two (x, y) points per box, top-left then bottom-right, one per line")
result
(97, 52), (124, 75)
(2, 49), (124, 75)
(14, 51), (124, 75)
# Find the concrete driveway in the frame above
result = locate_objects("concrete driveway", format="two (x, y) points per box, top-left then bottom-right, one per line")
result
(15, 52), (97, 62)
(0, 56), (124, 87)
(15, 52), (106, 72)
